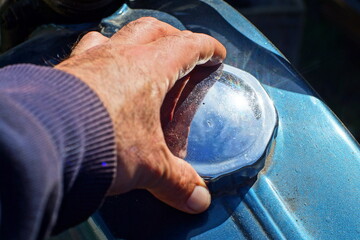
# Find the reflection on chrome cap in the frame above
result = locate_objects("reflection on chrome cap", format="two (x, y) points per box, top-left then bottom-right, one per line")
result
(164, 64), (278, 192)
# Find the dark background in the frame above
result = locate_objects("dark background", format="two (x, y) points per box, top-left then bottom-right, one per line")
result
(228, 0), (360, 141)
(298, 0), (359, 142)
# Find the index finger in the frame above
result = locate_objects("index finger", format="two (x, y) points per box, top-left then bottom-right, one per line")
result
(150, 30), (226, 87)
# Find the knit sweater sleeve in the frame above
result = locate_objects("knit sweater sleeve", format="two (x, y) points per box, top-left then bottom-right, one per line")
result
(0, 64), (117, 240)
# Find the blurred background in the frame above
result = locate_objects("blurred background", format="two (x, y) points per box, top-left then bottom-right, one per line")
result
(227, 0), (360, 141)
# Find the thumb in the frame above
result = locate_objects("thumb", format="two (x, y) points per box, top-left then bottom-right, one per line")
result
(147, 155), (211, 214)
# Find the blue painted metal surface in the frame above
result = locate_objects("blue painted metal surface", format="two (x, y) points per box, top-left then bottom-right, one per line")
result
(1, 0), (359, 239)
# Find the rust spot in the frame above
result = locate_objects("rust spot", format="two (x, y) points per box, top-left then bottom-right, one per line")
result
(259, 139), (276, 175)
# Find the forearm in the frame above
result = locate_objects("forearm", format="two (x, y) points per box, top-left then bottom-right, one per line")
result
(0, 64), (116, 239)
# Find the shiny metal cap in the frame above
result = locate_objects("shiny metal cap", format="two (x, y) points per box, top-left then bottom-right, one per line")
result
(164, 64), (277, 192)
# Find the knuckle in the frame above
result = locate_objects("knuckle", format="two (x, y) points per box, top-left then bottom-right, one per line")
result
(137, 16), (158, 24)
(151, 24), (168, 36)
(178, 31), (199, 46)
(120, 23), (134, 33)
(181, 30), (194, 36)
(139, 17), (168, 34)
(165, 32), (192, 42)
(170, 161), (195, 197)
(122, 17), (160, 33)
(82, 31), (102, 40)
(132, 16), (159, 27)
(197, 33), (213, 45)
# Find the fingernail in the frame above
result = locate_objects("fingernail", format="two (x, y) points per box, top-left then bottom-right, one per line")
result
(186, 186), (211, 213)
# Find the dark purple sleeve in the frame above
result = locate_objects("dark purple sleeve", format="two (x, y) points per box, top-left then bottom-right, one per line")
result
(0, 64), (117, 240)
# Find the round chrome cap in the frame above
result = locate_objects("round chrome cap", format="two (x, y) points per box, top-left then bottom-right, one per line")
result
(164, 64), (277, 184)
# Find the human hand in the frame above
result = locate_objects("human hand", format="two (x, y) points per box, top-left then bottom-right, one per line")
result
(55, 17), (226, 214)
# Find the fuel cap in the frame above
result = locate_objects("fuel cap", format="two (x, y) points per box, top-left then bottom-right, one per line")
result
(163, 64), (277, 194)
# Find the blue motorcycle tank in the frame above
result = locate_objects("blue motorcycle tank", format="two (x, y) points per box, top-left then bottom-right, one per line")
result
(96, 3), (360, 239)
